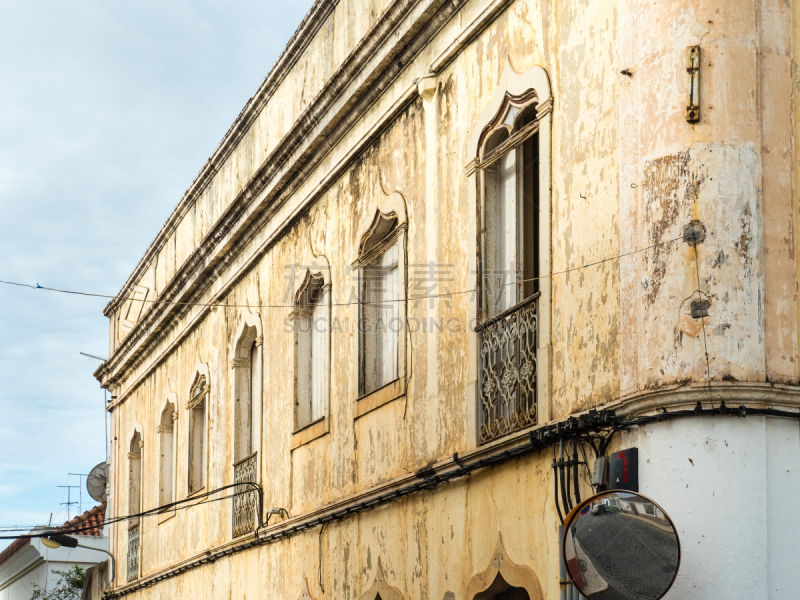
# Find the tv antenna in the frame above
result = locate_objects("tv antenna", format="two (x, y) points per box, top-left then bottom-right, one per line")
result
(69, 473), (89, 514)
(57, 485), (79, 521)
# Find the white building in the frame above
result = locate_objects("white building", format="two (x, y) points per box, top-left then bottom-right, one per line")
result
(0, 504), (108, 600)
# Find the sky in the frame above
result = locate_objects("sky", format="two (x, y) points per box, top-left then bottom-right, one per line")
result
(0, 0), (314, 550)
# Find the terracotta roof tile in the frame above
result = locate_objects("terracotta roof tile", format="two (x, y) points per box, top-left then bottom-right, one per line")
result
(58, 502), (106, 537)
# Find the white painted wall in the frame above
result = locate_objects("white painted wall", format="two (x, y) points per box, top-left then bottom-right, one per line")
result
(622, 415), (800, 600)
(0, 534), (109, 600)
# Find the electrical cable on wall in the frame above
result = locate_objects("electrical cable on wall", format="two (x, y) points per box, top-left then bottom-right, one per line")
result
(52, 402), (800, 598)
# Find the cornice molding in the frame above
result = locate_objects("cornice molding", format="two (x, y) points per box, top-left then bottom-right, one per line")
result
(98, 0), (478, 392)
(610, 380), (800, 415)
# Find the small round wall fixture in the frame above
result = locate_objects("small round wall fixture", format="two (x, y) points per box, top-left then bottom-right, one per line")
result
(561, 490), (680, 600)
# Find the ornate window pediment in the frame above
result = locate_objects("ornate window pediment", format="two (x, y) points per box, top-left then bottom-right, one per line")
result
(293, 269), (331, 431)
(356, 209), (407, 398)
(358, 211), (401, 261)
(476, 91), (539, 164)
(187, 368), (209, 494)
(466, 535), (543, 600)
(188, 374), (207, 409)
(358, 556), (404, 600)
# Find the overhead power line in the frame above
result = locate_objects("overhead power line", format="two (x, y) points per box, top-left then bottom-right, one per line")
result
(0, 235), (684, 311)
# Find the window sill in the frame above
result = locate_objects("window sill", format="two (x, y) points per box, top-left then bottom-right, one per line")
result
(158, 508), (176, 525)
(291, 417), (329, 450)
(187, 486), (206, 498)
(356, 377), (406, 419)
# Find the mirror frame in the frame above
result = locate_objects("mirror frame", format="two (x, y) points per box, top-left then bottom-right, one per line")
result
(561, 490), (681, 600)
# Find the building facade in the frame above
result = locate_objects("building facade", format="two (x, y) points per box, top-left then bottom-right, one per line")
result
(95, 0), (800, 598)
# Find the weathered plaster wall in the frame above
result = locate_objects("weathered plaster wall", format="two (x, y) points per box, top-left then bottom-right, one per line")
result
(548, 0), (620, 416)
(114, 453), (564, 600)
(619, 0), (797, 395)
(101, 0), (800, 598)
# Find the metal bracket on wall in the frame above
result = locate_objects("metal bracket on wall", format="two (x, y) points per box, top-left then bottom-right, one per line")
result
(686, 46), (700, 122)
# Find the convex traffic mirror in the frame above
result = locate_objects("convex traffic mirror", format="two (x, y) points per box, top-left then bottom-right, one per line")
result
(562, 491), (680, 600)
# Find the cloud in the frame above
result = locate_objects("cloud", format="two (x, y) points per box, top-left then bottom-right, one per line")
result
(0, 0), (314, 550)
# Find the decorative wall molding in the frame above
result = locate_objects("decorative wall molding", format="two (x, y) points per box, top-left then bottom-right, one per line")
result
(429, 0), (516, 73)
(465, 534), (543, 600)
(358, 556), (404, 600)
(610, 380), (800, 416)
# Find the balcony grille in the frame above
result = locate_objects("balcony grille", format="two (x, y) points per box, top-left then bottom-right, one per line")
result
(477, 294), (538, 444)
(232, 452), (258, 537)
(127, 523), (140, 582)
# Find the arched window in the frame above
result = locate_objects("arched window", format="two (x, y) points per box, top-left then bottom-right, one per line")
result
(232, 319), (261, 537)
(158, 403), (176, 506)
(478, 95), (539, 318)
(127, 432), (142, 582)
(232, 319), (261, 463)
(357, 211), (406, 397)
(128, 432), (142, 517)
(293, 272), (330, 430)
(188, 373), (208, 494)
(469, 71), (552, 445)
(357, 557), (404, 600)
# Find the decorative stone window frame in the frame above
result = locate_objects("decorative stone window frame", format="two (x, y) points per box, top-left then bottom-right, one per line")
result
(126, 427), (144, 582)
(186, 362), (210, 496)
(231, 312), (263, 468)
(466, 535), (544, 600)
(358, 556), (404, 600)
(465, 61), (553, 449)
(156, 390), (178, 523)
(127, 429), (144, 528)
(290, 264), (332, 449)
(352, 192), (409, 419)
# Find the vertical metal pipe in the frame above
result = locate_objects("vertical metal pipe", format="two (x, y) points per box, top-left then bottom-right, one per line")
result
(559, 524), (568, 600)
(572, 440), (581, 505)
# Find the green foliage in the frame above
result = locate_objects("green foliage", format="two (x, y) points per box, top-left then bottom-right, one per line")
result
(30, 565), (86, 600)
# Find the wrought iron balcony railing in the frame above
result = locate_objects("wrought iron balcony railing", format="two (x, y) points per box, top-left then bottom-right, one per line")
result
(232, 452), (258, 538)
(127, 522), (140, 582)
(476, 293), (538, 444)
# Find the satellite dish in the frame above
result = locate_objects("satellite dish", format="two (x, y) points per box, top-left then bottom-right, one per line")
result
(86, 462), (108, 503)
(562, 491), (680, 600)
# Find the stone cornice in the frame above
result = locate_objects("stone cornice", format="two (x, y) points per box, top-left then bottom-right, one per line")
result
(104, 0), (340, 319)
(97, 0), (476, 393)
(610, 380), (800, 415)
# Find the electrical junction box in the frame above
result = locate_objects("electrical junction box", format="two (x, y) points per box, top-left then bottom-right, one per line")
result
(591, 456), (607, 487)
(609, 448), (639, 492)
